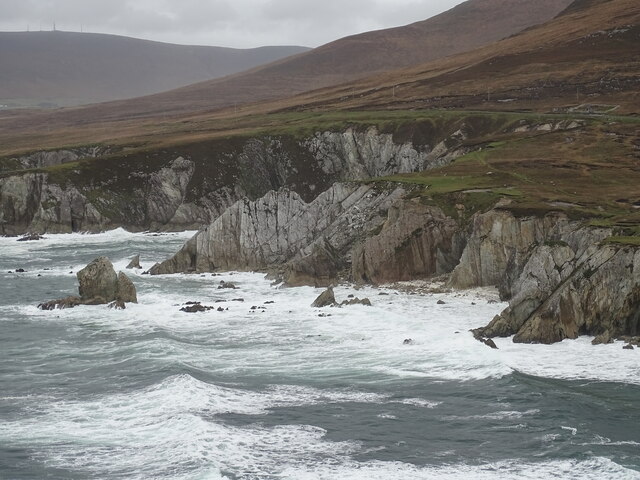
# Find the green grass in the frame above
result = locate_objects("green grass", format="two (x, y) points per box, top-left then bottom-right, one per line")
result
(602, 236), (640, 247)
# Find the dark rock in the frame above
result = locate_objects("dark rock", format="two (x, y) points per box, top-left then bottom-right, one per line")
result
(348, 294), (355, 298)
(38, 296), (82, 310)
(264, 301), (275, 304)
(318, 313), (332, 317)
(15, 268), (26, 273)
(218, 281), (237, 289)
(341, 297), (372, 306)
(483, 338), (499, 349)
(126, 255), (142, 269)
(108, 300), (126, 310)
(623, 344), (635, 350)
(437, 300), (446, 305)
(232, 298), (245, 302)
(403, 338), (414, 345)
(217, 307), (225, 312)
(17, 234), (44, 242)
(592, 331), (613, 345)
(379, 292), (389, 296)
(311, 287), (336, 308)
(180, 303), (214, 313)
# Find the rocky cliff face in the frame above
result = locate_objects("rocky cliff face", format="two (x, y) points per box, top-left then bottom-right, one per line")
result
(149, 183), (405, 281)
(351, 199), (465, 284)
(450, 209), (640, 344)
(0, 126), (466, 235)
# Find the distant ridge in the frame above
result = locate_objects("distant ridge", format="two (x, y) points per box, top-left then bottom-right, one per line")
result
(1, 0), (573, 123)
(0, 31), (309, 108)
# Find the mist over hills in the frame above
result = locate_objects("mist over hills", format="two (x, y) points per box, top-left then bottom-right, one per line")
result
(0, 31), (309, 108)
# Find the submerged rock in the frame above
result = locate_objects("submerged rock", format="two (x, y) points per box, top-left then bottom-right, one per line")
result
(108, 300), (126, 310)
(17, 234), (44, 242)
(180, 303), (214, 313)
(312, 287), (336, 308)
(38, 296), (82, 311)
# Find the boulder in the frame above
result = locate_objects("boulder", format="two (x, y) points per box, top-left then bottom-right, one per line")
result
(312, 287), (336, 308)
(623, 344), (635, 350)
(77, 257), (118, 302)
(126, 255), (142, 269)
(116, 272), (138, 303)
(76, 257), (137, 305)
(592, 331), (613, 345)
(218, 281), (237, 289)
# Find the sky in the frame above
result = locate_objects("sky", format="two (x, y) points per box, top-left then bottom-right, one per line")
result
(0, 0), (467, 49)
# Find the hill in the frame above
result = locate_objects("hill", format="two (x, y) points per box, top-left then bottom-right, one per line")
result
(0, 31), (309, 108)
(0, 0), (573, 127)
(288, 0), (640, 114)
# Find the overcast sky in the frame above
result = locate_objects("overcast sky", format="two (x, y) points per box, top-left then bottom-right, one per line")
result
(0, 0), (467, 48)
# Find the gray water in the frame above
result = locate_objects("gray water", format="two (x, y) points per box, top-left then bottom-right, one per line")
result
(1, 230), (639, 479)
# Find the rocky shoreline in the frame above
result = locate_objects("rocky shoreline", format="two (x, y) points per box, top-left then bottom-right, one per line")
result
(3, 120), (639, 346)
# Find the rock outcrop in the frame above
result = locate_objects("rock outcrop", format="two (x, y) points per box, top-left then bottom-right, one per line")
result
(150, 183), (405, 277)
(352, 200), (464, 284)
(39, 257), (137, 310)
(311, 288), (337, 308)
(460, 209), (640, 344)
(0, 126), (468, 235)
(77, 257), (138, 304)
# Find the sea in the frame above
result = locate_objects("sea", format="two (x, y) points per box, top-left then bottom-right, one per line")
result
(1, 229), (638, 479)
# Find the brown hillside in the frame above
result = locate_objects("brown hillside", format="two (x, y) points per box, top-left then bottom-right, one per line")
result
(286, 0), (640, 114)
(0, 0), (573, 134)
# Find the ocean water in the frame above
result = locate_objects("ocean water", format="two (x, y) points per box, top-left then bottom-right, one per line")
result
(0, 230), (638, 480)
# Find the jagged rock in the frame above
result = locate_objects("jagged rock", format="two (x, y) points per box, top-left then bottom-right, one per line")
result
(352, 201), (464, 285)
(151, 183), (404, 275)
(284, 238), (345, 287)
(403, 338), (414, 345)
(449, 210), (572, 295)
(341, 297), (372, 306)
(126, 255), (142, 269)
(312, 287), (336, 308)
(592, 331), (613, 345)
(38, 296), (82, 310)
(218, 281), (237, 289)
(76, 257), (137, 305)
(483, 338), (499, 349)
